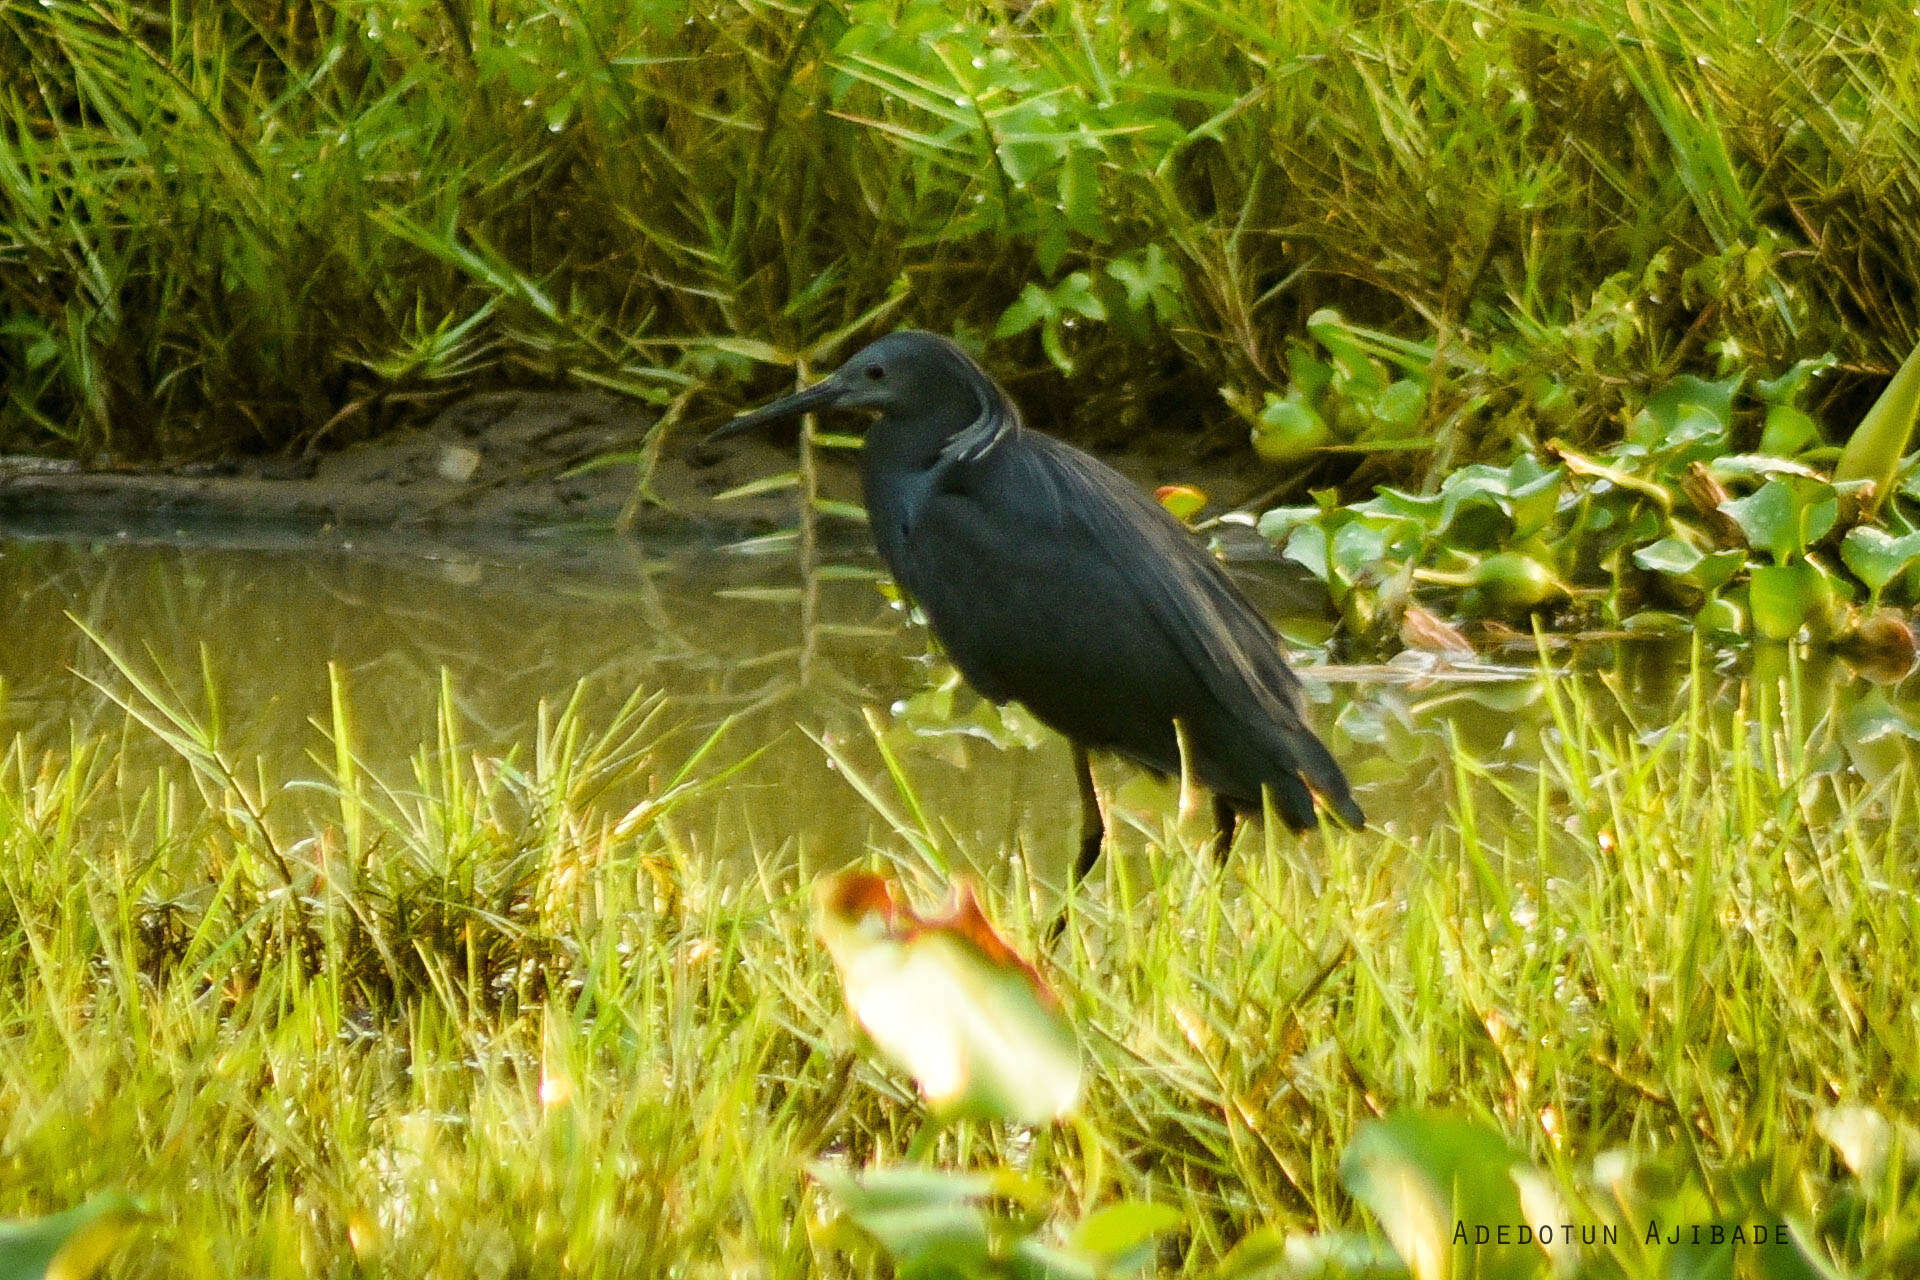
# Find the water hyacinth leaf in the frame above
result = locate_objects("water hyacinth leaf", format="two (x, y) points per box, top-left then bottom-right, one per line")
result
(1692, 549), (1747, 592)
(1356, 488), (1447, 527)
(0, 1194), (149, 1280)
(1287, 342), (1335, 401)
(1504, 462), (1565, 540)
(814, 872), (1081, 1124)
(1371, 379), (1426, 431)
(1748, 562), (1824, 641)
(1840, 527), (1920, 594)
(1720, 477), (1837, 563)
(1696, 596), (1745, 635)
(1838, 685), (1920, 778)
(1632, 539), (1745, 591)
(1282, 523), (1333, 585)
(1252, 393), (1332, 464)
(1624, 610), (1691, 633)
(1340, 1111), (1549, 1280)
(1421, 458), (1565, 546)
(1635, 372), (1743, 453)
(1758, 404), (1822, 457)
(1331, 519), (1397, 583)
(1755, 354), (1836, 405)
(1467, 552), (1565, 614)
(1632, 537), (1705, 576)
(1255, 505), (1322, 543)
(1835, 335), (1920, 520)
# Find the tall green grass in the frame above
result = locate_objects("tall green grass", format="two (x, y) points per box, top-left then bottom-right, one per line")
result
(1, 637), (1916, 1273)
(1, 0), (1915, 465)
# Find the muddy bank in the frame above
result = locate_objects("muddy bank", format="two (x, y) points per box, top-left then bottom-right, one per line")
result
(0, 391), (845, 543)
(0, 389), (1273, 552)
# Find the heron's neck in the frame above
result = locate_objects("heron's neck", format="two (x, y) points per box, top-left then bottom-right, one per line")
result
(865, 384), (1016, 477)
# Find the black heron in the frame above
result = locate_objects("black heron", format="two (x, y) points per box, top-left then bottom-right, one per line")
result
(711, 330), (1362, 879)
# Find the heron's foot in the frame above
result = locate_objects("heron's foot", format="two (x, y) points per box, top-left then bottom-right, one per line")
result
(1074, 827), (1105, 882)
(1211, 795), (1238, 861)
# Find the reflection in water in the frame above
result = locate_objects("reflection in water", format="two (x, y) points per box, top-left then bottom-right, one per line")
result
(2, 531), (1916, 879)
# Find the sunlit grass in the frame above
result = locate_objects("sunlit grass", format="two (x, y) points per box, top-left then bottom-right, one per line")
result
(1, 640), (1916, 1274)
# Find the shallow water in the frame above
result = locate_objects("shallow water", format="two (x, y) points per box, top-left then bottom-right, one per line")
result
(3, 523), (1916, 879)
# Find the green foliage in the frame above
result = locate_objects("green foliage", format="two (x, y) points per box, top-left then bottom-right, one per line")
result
(1, 0), (1916, 463)
(816, 1165), (1181, 1278)
(0, 1195), (148, 1280)
(6, 623), (1920, 1273)
(1256, 351), (1920, 652)
(1834, 337), (1920, 520)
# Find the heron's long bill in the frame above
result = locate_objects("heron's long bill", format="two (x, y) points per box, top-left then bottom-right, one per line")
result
(706, 376), (845, 442)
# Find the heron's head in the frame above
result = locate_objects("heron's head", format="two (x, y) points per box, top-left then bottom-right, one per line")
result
(709, 331), (997, 441)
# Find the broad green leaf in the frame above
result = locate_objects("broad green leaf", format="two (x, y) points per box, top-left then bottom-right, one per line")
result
(814, 873), (1081, 1124)
(1631, 539), (1745, 591)
(1748, 562), (1823, 640)
(1282, 524), (1332, 584)
(1840, 527), (1920, 593)
(1755, 355), (1836, 405)
(1692, 549), (1747, 592)
(812, 1166), (994, 1270)
(1330, 519), (1397, 582)
(1252, 394), (1332, 463)
(1632, 537), (1704, 576)
(1632, 372), (1743, 454)
(1623, 610), (1691, 633)
(813, 1165), (996, 1213)
(1758, 404), (1821, 457)
(1307, 308), (1387, 396)
(1696, 596), (1745, 634)
(1340, 1111), (1557, 1280)
(1719, 477), (1837, 563)
(1371, 379), (1426, 430)
(1835, 336), (1920, 519)
(0, 1194), (148, 1280)
(1069, 1201), (1184, 1271)
(1255, 506), (1322, 542)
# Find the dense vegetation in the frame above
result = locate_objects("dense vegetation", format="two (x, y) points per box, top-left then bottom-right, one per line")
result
(2, 0), (1917, 470)
(2, 641), (1917, 1275)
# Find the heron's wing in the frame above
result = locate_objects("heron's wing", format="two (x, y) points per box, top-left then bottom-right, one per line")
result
(1000, 433), (1362, 827)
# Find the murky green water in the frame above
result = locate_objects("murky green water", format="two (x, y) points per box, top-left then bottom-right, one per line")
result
(4, 525), (1916, 876)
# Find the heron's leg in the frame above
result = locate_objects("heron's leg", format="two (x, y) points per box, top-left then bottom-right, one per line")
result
(1072, 743), (1105, 883)
(1211, 794), (1238, 861)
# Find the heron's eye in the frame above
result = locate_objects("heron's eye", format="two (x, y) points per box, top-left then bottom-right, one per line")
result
(864, 365), (885, 381)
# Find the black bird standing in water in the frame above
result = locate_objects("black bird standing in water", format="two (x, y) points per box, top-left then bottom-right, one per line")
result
(711, 330), (1362, 880)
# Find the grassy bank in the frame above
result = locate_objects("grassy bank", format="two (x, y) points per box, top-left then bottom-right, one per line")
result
(1, 0), (1916, 467)
(1, 640), (1916, 1275)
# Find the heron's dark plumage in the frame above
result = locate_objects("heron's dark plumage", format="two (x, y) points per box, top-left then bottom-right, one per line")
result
(715, 329), (1362, 857)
